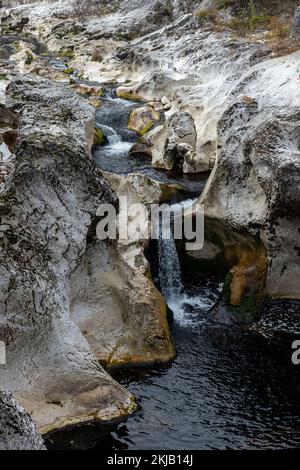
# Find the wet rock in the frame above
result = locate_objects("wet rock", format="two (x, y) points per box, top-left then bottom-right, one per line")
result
(155, 112), (197, 171)
(71, 83), (104, 97)
(130, 111), (197, 172)
(128, 105), (160, 136)
(0, 392), (45, 450)
(88, 96), (102, 108)
(116, 85), (143, 101)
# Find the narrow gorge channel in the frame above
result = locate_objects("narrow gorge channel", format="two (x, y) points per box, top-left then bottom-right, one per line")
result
(46, 84), (300, 451)
(1, 0), (300, 454)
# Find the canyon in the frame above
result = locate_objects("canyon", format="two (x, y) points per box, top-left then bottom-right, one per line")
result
(0, 0), (300, 450)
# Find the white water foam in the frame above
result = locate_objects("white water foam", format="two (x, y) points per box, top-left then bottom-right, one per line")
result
(158, 198), (221, 327)
(0, 142), (12, 161)
(96, 124), (134, 155)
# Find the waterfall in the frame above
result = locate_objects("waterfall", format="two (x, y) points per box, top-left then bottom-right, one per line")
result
(157, 199), (193, 326)
(158, 231), (184, 306)
(157, 199), (221, 327)
(98, 124), (121, 145)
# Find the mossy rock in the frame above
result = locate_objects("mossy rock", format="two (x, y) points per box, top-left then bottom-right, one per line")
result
(93, 127), (107, 146)
(63, 67), (75, 75)
(116, 87), (143, 101)
(71, 84), (104, 98)
(59, 50), (75, 60)
(128, 107), (160, 136)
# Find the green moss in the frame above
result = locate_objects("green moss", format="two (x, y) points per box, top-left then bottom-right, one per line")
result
(0, 74), (8, 81)
(223, 271), (234, 305)
(139, 121), (155, 136)
(25, 51), (34, 65)
(117, 90), (141, 101)
(195, 9), (218, 20)
(5, 229), (18, 245)
(12, 41), (22, 52)
(95, 88), (104, 97)
(59, 50), (75, 60)
(64, 67), (75, 75)
(93, 127), (107, 146)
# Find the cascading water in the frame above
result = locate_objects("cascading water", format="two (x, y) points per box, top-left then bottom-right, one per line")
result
(157, 199), (222, 327)
(158, 231), (184, 307)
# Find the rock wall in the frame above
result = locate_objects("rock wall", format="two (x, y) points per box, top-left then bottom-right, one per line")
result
(1, 0), (300, 434)
(0, 392), (45, 450)
(0, 75), (136, 433)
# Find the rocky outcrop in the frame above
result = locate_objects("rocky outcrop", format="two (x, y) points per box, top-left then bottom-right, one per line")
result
(0, 75), (136, 433)
(0, 392), (45, 450)
(70, 170), (176, 367)
(128, 105), (160, 136)
(292, 5), (300, 39)
(131, 111), (197, 172)
(187, 51), (300, 321)
(1, 0), (300, 386)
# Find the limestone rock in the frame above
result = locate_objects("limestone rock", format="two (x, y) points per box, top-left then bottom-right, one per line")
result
(71, 83), (104, 97)
(0, 392), (45, 450)
(0, 75), (135, 433)
(128, 106), (160, 136)
(189, 52), (300, 321)
(116, 85), (143, 101)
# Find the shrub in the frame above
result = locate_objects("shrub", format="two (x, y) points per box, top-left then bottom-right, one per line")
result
(225, 1), (271, 34)
(195, 9), (219, 22)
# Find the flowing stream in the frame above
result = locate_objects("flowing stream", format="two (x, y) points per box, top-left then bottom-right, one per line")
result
(45, 72), (300, 451)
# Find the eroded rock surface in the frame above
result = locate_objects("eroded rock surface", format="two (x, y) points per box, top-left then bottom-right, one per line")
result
(1, 0), (300, 426)
(0, 75), (136, 433)
(0, 392), (45, 450)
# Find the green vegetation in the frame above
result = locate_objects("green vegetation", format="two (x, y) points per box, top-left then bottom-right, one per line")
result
(140, 121), (155, 136)
(25, 51), (34, 65)
(64, 67), (75, 75)
(195, 0), (298, 55)
(93, 127), (107, 146)
(226, 1), (271, 33)
(0, 74), (8, 81)
(195, 9), (218, 21)
(59, 50), (75, 60)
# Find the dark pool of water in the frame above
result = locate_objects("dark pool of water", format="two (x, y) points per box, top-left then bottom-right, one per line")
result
(46, 281), (300, 451)
(43, 59), (300, 451)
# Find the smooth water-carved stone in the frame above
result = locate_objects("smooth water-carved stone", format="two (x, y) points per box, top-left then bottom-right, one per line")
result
(0, 75), (135, 433)
(0, 392), (45, 450)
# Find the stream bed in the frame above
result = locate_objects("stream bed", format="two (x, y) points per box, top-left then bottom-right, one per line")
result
(46, 293), (300, 450)
(43, 68), (300, 451)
